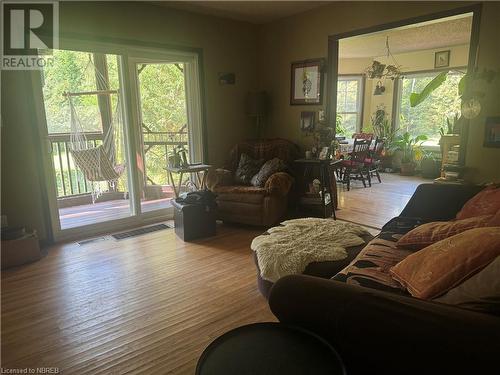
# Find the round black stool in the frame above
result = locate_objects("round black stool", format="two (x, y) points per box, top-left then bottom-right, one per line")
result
(196, 322), (346, 375)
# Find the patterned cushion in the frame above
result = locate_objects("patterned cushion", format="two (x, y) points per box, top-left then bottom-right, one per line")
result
(332, 237), (413, 294)
(456, 185), (500, 220)
(391, 227), (500, 299)
(251, 158), (287, 187)
(234, 153), (264, 185)
(397, 214), (496, 250)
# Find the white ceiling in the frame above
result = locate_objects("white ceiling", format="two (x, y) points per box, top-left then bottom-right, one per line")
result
(158, 1), (330, 24)
(339, 15), (473, 58)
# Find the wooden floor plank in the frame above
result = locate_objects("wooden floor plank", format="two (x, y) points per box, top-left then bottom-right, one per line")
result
(1, 173), (426, 373)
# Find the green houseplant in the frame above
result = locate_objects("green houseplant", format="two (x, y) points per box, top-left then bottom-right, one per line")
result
(391, 132), (428, 175)
(420, 150), (441, 179)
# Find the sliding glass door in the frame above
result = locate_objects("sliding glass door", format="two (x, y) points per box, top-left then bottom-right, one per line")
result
(36, 44), (203, 241)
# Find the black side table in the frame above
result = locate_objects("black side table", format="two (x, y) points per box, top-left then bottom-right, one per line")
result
(196, 323), (346, 375)
(295, 158), (340, 219)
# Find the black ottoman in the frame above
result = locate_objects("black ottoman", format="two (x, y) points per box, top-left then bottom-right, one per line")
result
(196, 322), (346, 375)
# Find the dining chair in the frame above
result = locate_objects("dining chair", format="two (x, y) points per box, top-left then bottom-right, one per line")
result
(365, 137), (385, 186)
(338, 138), (372, 191)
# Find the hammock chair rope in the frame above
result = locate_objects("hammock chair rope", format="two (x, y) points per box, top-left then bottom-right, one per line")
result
(66, 54), (126, 201)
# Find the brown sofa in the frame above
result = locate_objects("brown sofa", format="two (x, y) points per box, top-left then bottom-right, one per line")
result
(206, 138), (300, 226)
(267, 183), (500, 374)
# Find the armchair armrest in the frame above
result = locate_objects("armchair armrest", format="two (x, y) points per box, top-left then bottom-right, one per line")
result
(206, 168), (233, 190)
(265, 172), (294, 196)
(269, 275), (500, 374)
(399, 183), (483, 221)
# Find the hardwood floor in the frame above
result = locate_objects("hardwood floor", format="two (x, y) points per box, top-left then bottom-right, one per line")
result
(1, 225), (275, 374)
(336, 172), (426, 229)
(1, 173), (427, 373)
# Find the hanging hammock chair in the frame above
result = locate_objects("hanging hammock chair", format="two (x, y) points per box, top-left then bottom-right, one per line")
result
(65, 54), (126, 201)
(68, 94), (125, 182)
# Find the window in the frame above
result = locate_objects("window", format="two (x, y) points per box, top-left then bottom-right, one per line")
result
(336, 76), (364, 136)
(396, 71), (465, 144)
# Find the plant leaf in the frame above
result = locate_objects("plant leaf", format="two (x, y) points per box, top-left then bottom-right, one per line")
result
(410, 71), (448, 107)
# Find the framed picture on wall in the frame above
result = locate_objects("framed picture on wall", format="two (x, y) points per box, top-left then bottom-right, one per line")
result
(290, 59), (324, 105)
(484, 116), (500, 148)
(300, 111), (316, 131)
(434, 50), (450, 68)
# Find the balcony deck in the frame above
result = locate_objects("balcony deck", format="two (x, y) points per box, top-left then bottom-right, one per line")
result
(59, 197), (174, 230)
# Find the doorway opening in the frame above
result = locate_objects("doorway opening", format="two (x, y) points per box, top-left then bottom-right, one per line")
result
(327, 6), (480, 227)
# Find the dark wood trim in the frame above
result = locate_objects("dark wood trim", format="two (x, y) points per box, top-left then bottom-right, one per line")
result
(328, 4), (481, 41)
(326, 38), (339, 133)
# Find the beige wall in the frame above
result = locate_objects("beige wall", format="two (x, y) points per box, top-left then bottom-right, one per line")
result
(1, 1), (259, 242)
(258, 1), (500, 183)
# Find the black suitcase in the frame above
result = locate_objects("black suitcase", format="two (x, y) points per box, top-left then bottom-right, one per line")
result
(172, 194), (216, 241)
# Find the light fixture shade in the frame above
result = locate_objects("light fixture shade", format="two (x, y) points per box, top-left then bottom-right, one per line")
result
(246, 91), (268, 117)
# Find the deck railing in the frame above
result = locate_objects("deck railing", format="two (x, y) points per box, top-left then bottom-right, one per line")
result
(50, 129), (188, 198)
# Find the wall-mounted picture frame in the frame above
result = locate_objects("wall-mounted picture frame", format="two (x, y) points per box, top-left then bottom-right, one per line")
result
(434, 50), (450, 68)
(218, 72), (235, 85)
(484, 116), (500, 148)
(300, 111), (316, 131)
(291, 59), (324, 105)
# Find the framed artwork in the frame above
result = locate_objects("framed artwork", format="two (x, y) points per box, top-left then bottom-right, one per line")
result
(318, 146), (330, 160)
(484, 116), (500, 148)
(434, 50), (450, 68)
(300, 111), (316, 131)
(218, 72), (235, 85)
(291, 59), (324, 105)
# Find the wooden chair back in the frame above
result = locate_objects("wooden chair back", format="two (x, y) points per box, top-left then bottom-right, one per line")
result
(351, 139), (372, 164)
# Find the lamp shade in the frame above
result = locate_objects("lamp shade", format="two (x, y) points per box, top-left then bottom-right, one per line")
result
(246, 91), (268, 117)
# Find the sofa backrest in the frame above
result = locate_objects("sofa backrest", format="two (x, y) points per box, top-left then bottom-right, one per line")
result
(227, 138), (300, 171)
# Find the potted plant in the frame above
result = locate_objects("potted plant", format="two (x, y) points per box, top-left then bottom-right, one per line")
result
(371, 108), (398, 171)
(391, 132), (428, 175)
(420, 150), (441, 179)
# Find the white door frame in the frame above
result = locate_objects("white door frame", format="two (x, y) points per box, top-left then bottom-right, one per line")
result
(32, 40), (204, 242)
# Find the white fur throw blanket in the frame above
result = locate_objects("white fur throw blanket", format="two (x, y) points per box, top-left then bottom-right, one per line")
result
(251, 218), (370, 282)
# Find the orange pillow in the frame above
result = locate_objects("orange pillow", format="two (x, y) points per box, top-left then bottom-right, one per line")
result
(397, 215), (495, 250)
(390, 227), (500, 299)
(456, 186), (500, 220)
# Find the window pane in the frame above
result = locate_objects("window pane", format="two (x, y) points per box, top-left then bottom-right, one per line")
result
(345, 89), (358, 112)
(398, 73), (463, 143)
(338, 113), (357, 136)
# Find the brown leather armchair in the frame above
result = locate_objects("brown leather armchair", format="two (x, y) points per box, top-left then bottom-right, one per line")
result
(206, 138), (300, 226)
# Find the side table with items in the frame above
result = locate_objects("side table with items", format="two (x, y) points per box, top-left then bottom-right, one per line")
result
(294, 158), (340, 219)
(165, 163), (212, 198)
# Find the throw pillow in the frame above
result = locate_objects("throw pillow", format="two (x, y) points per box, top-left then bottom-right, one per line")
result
(251, 158), (286, 187)
(234, 153), (264, 185)
(390, 227), (500, 299)
(397, 214), (495, 250)
(456, 185), (500, 220)
(433, 256), (500, 316)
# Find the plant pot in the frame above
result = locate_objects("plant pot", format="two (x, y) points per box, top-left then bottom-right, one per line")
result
(400, 162), (416, 176)
(420, 158), (441, 179)
(391, 150), (403, 171)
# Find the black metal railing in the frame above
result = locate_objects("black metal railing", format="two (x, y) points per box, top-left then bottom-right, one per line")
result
(50, 128), (188, 198)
